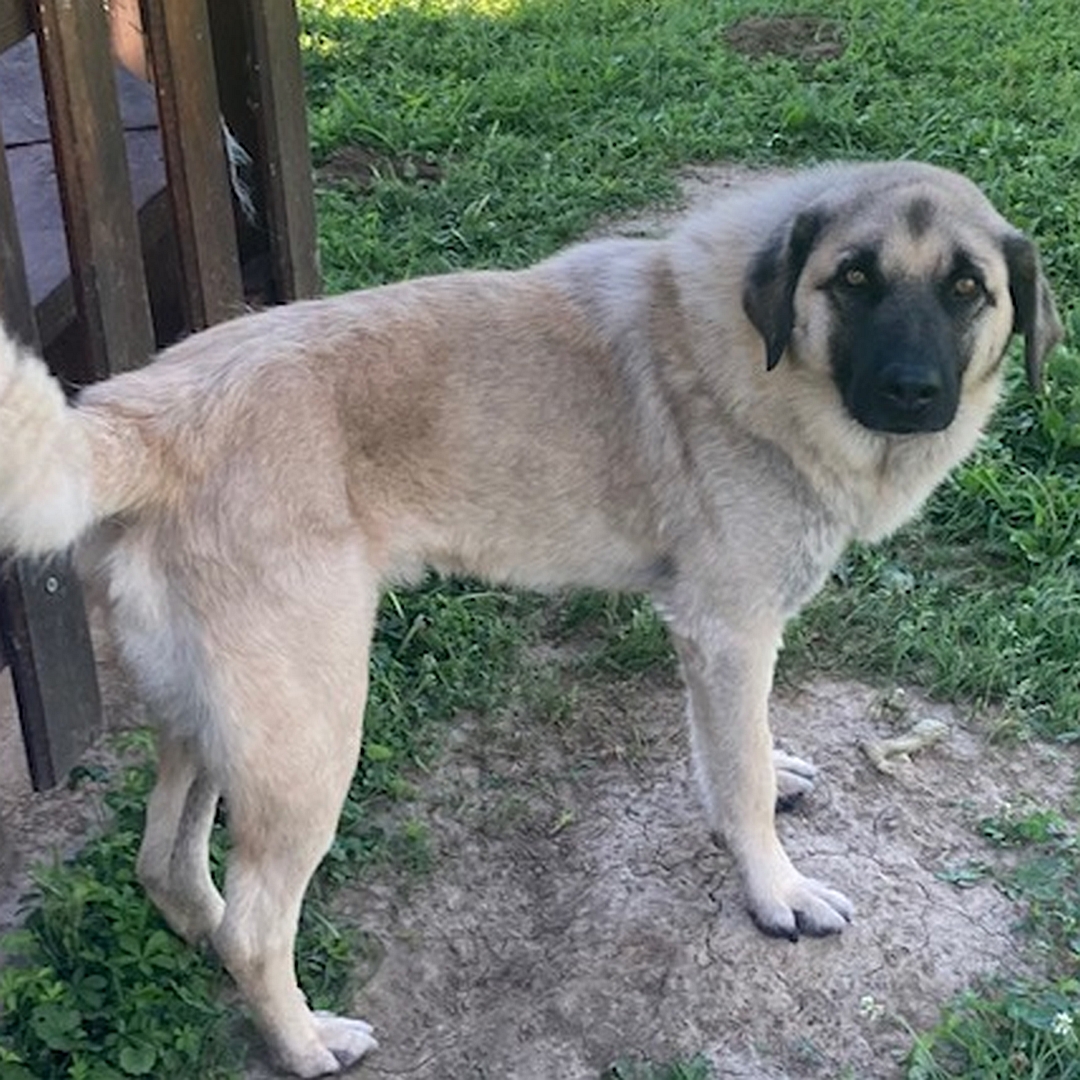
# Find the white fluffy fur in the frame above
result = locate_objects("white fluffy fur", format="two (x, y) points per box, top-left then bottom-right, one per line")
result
(0, 327), (94, 555)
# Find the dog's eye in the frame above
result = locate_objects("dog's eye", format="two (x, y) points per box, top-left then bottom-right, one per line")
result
(952, 275), (981, 299)
(828, 260), (878, 302)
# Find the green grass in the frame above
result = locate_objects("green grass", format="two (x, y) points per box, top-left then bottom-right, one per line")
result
(0, 755), (240, 1080)
(907, 796), (1080, 1078)
(906, 982), (1080, 1080)
(302, 0), (1080, 287)
(3, 0), (1080, 1076)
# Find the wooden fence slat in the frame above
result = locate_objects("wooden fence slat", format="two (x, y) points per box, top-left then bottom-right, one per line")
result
(245, 3), (320, 301)
(0, 114), (102, 789)
(140, 0), (244, 330)
(0, 115), (37, 347)
(33, 0), (155, 380)
(0, 558), (101, 790)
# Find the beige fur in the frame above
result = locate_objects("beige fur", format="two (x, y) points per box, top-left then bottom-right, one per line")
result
(0, 161), (1060, 1076)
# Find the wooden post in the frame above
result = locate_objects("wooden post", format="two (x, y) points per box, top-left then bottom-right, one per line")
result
(140, 0), (245, 330)
(246, 3), (320, 301)
(0, 813), (13, 885)
(0, 0), (31, 55)
(33, 0), (156, 379)
(0, 559), (100, 791)
(208, 0), (320, 304)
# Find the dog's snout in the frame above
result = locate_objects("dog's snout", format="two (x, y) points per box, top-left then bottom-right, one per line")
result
(860, 358), (955, 433)
(837, 283), (964, 435)
(842, 345), (959, 435)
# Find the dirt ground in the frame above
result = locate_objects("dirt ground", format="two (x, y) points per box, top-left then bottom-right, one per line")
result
(1, 167), (1076, 1080)
(325, 669), (1075, 1080)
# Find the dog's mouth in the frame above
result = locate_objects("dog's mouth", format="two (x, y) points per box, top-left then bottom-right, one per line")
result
(852, 404), (957, 435)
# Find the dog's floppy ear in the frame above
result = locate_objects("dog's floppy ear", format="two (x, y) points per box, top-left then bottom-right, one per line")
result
(743, 209), (826, 371)
(1002, 233), (1063, 393)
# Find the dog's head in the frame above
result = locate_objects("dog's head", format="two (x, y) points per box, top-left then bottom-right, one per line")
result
(742, 163), (1062, 435)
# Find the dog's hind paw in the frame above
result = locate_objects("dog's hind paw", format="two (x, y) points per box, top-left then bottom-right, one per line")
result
(773, 749), (817, 811)
(313, 1012), (379, 1070)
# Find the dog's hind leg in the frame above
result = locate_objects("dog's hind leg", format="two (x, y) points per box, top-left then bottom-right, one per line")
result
(137, 731), (224, 943)
(207, 553), (379, 1077)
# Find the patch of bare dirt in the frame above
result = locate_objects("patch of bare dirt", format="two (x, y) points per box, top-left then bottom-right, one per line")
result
(316, 144), (443, 192)
(723, 16), (846, 64)
(0, 675), (28, 884)
(311, 672), (1071, 1080)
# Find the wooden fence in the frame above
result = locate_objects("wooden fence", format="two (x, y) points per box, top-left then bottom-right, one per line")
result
(0, 0), (319, 789)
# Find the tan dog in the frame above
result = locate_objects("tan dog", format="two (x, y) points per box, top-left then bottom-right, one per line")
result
(0, 161), (1060, 1076)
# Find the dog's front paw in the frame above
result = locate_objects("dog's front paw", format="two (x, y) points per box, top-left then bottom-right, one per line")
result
(277, 1014), (377, 1077)
(773, 749), (817, 811)
(313, 1012), (378, 1071)
(746, 869), (853, 942)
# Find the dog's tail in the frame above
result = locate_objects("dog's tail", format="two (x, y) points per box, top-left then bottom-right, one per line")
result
(0, 325), (144, 556)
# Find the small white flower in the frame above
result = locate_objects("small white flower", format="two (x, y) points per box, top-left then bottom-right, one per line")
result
(1052, 1012), (1074, 1038)
(858, 994), (885, 1021)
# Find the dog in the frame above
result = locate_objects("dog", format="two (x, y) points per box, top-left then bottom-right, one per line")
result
(0, 160), (1061, 1076)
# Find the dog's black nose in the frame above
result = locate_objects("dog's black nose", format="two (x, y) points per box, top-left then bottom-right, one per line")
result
(880, 365), (943, 413)
(850, 359), (955, 434)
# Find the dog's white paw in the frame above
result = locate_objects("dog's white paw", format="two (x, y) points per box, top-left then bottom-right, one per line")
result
(313, 1012), (378, 1070)
(746, 869), (853, 942)
(276, 1040), (341, 1079)
(276, 1014), (376, 1078)
(773, 749), (817, 810)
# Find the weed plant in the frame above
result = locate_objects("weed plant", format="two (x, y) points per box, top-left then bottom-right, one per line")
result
(2, 1), (1079, 1076)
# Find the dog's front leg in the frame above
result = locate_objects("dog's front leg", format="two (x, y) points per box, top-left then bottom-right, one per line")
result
(670, 618), (852, 941)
